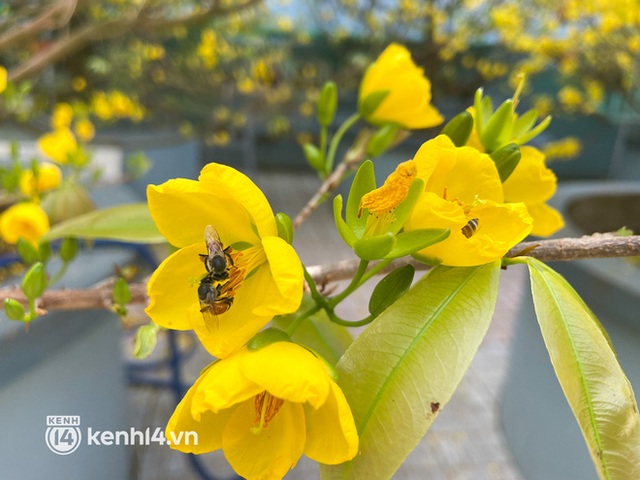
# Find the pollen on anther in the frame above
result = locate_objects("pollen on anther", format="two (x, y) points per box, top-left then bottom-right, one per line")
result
(360, 160), (417, 215)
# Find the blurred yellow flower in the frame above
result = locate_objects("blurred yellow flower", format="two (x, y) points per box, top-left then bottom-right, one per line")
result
(38, 128), (78, 164)
(71, 76), (87, 92)
(74, 118), (96, 143)
(51, 103), (74, 129)
(167, 342), (358, 480)
(0, 202), (50, 245)
(0, 66), (7, 94)
(405, 135), (532, 266)
(19, 163), (62, 197)
(359, 43), (443, 129)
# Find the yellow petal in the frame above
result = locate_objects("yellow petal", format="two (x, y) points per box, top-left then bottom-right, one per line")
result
(166, 371), (233, 454)
(503, 146), (557, 204)
(416, 135), (503, 204)
(241, 342), (331, 409)
(0, 66), (6, 94)
(145, 243), (203, 330)
(527, 202), (565, 237)
(223, 399), (305, 480)
(251, 236), (303, 317)
(303, 381), (359, 464)
(411, 199), (532, 266)
(147, 178), (258, 248)
(194, 351), (263, 413)
(360, 43), (443, 129)
(199, 163), (277, 240)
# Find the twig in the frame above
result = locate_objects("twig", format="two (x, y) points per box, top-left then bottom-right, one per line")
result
(1, 235), (638, 313)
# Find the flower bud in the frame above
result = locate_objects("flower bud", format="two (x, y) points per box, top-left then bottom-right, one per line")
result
(441, 111), (473, 147)
(60, 237), (79, 262)
(16, 237), (40, 264)
(316, 81), (338, 127)
(4, 298), (25, 321)
(275, 212), (293, 245)
(302, 143), (324, 173)
(366, 123), (399, 158)
(133, 324), (159, 359)
(22, 262), (47, 300)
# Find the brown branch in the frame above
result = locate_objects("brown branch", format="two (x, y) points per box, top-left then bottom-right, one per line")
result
(0, 0), (77, 52)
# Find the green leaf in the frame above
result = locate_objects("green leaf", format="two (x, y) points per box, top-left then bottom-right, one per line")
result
(353, 233), (395, 261)
(272, 295), (353, 366)
(441, 111), (473, 147)
(133, 323), (159, 359)
(42, 203), (165, 244)
(275, 212), (293, 245)
(490, 142), (522, 183)
(346, 161), (376, 238)
(368, 265), (414, 318)
(333, 195), (357, 247)
(386, 228), (450, 259)
(526, 257), (640, 480)
(481, 99), (514, 152)
(320, 261), (500, 480)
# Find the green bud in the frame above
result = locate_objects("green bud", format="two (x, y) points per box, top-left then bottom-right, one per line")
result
(441, 111), (473, 147)
(4, 298), (25, 321)
(133, 324), (159, 359)
(275, 212), (293, 245)
(16, 238), (40, 265)
(302, 143), (325, 173)
(490, 143), (522, 183)
(317, 81), (338, 127)
(247, 327), (292, 351)
(39, 242), (52, 263)
(358, 90), (390, 119)
(59, 237), (79, 262)
(353, 233), (396, 261)
(369, 265), (415, 317)
(366, 123), (399, 158)
(113, 277), (131, 306)
(22, 262), (47, 300)
(481, 99), (514, 152)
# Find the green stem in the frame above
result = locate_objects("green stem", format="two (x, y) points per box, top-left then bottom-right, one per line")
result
(326, 313), (376, 328)
(285, 304), (322, 337)
(319, 126), (328, 176)
(324, 112), (361, 174)
(328, 259), (369, 308)
(48, 261), (69, 287)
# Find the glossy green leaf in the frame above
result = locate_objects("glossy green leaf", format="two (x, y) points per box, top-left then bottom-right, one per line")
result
(368, 265), (414, 317)
(320, 261), (500, 480)
(441, 111), (473, 147)
(490, 142), (521, 183)
(346, 161), (376, 238)
(385, 228), (450, 259)
(42, 203), (165, 244)
(333, 195), (357, 247)
(273, 295), (353, 366)
(526, 257), (640, 480)
(353, 233), (395, 261)
(481, 99), (514, 152)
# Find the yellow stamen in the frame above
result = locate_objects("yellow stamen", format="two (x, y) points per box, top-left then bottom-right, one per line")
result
(251, 391), (284, 434)
(360, 160), (417, 216)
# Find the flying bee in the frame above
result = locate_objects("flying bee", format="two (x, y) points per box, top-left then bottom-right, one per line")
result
(200, 225), (234, 281)
(461, 218), (479, 238)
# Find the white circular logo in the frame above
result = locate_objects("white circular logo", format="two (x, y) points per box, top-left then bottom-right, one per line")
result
(45, 426), (82, 455)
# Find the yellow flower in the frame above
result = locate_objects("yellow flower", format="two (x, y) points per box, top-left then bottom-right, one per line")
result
(167, 342), (358, 480)
(51, 103), (74, 129)
(145, 163), (304, 358)
(0, 202), (50, 245)
(74, 118), (95, 143)
(405, 135), (532, 266)
(18, 163), (62, 197)
(358, 43), (443, 129)
(502, 146), (564, 237)
(0, 66), (7, 94)
(38, 128), (78, 164)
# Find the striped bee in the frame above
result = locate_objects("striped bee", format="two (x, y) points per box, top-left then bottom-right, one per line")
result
(200, 225), (234, 281)
(461, 218), (479, 238)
